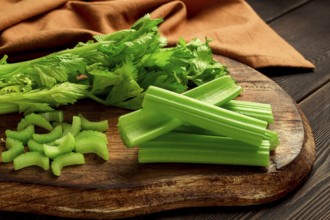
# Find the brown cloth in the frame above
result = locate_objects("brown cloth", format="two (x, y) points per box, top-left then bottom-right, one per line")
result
(0, 0), (314, 69)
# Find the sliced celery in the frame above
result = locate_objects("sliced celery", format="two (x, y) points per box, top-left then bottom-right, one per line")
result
(75, 130), (109, 160)
(138, 133), (269, 166)
(143, 86), (268, 146)
(53, 122), (72, 137)
(78, 114), (109, 132)
(32, 125), (63, 144)
(70, 116), (81, 136)
(51, 152), (85, 176)
(5, 124), (34, 144)
(5, 137), (23, 149)
(13, 152), (49, 171)
(17, 113), (53, 131)
(27, 139), (44, 153)
(222, 100), (274, 123)
(39, 110), (64, 122)
(2, 145), (25, 163)
(118, 76), (242, 147)
(43, 133), (75, 159)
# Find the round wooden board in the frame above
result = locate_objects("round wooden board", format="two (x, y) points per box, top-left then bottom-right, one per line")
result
(0, 56), (316, 219)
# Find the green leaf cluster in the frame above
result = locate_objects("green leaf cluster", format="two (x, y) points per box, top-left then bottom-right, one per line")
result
(0, 14), (228, 114)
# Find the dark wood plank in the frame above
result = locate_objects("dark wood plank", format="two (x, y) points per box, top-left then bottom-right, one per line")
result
(247, 0), (311, 22)
(261, 0), (330, 102)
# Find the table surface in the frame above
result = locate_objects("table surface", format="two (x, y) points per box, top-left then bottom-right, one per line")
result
(0, 0), (329, 219)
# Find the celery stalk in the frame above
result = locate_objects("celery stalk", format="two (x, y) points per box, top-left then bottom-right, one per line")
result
(222, 100), (274, 123)
(118, 76), (242, 147)
(138, 133), (269, 166)
(142, 86), (268, 146)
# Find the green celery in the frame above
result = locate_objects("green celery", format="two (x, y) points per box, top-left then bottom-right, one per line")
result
(118, 75), (242, 147)
(78, 114), (109, 132)
(142, 86), (268, 146)
(13, 152), (49, 171)
(75, 130), (109, 160)
(27, 139), (44, 153)
(5, 137), (23, 149)
(2, 145), (25, 163)
(32, 125), (63, 144)
(5, 124), (34, 144)
(43, 133), (75, 159)
(138, 133), (269, 166)
(39, 110), (64, 122)
(69, 116), (81, 136)
(51, 152), (85, 176)
(222, 100), (274, 123)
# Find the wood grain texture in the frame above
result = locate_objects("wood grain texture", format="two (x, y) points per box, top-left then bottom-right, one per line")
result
(263, 0), (330, 102)
(0, 56), (315, 219)
(247, 0), (310, 22)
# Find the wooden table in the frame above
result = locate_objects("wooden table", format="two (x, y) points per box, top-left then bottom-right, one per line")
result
(0, 0), (329, 219)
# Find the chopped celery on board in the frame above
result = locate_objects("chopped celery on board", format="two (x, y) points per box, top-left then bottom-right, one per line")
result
(1, 111), (109, 175)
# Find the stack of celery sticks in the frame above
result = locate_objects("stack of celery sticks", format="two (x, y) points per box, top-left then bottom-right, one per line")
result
(118, 75), (279, 167)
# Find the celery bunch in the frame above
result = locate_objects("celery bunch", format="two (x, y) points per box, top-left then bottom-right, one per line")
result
(0, 14), (227, 115)
(118, 76), (279, 167)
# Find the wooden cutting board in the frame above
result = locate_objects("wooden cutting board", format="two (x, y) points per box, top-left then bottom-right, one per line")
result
(0, 55), (316, 219)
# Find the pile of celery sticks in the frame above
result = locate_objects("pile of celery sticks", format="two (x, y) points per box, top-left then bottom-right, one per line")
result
(118, 75), (279, 167)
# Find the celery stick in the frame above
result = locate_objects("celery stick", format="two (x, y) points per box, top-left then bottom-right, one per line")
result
(264, 130), (280, 150)
(75, 130), (109, 160)
(2, 145), (25, 163)
(118, 76), (242, 147)
(32, 125), (63, 144)
(143, 86), (268, 146)
(6, 124), (34, 144)
(78, 114), (109, 132)
(51, 152), (85, 176)
(222, 100), (274, 123)
(138, 133), (270, 166)
(174, 124), (279, 150)
(13, 152), (49, 171)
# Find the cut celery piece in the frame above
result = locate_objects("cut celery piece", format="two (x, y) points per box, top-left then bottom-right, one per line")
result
(142, 86), (268, 146)
(222, 100), (274, 123)
(51, 152), (85, 176)
(75, 130), (109, 160)
(5, 137), (23, 149)
(78, 114), (109, 132)
(27, 139), (45, 153)
(14, 152), (49, 170)
(17, 113), (53, 131)
(32, 125), (63, 144)
(2, 145), (25, 163)
(5, 124), (34, 144)
(53, 122), (72, 137)
(138, 133), (270, 166)
(70, 116), (81, 136)
(118, 76), (242, 147)
(39, 110), (64, 122)
(43, 133), (75, 159)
